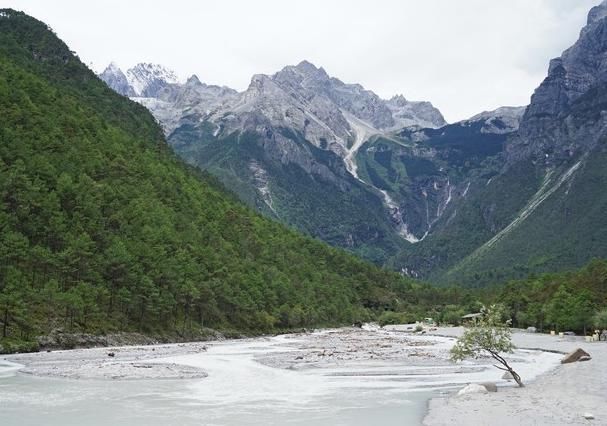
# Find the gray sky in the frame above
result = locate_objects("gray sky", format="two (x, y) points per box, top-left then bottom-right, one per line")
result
(3, 0), (601, 122)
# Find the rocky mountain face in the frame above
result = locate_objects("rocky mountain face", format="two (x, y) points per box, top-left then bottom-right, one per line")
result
(386, 94), (448, 129)
(466, 106), (526, 134)
(99, 62), (179, 98)
(98, 59), (528, 269)
(136, 75), (239, 135)
(101, 60), (445, 148)
(392, 0), (607, 284)
(99, 1), (607, 284)
(100, 60), (450, 262)
(98, 62), (135, 97)
(512, 0), (607, 164)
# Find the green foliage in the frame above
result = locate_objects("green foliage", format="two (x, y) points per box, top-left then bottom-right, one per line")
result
(544, 285), (594, 332)
(439, 305), (465, 326)
(450, 305), (514, 362)
(377, 311), (418, 327)
(593, 308), (607, 330)
(0, 337), (39, 354)
(169, 127), (406, 264)
(446, 147), (607, 286)
(480, 259), (606, 334)
(398, 120), (509, 171)
(450, 304), (523, 387)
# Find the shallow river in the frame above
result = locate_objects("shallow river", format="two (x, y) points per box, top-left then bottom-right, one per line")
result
(0, 332), (561, 426)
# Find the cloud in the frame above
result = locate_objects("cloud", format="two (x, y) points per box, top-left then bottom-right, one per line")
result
(4, 0), (602, 122)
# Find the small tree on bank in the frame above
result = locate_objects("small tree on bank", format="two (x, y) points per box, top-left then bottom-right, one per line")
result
(450, 304), (524, 387)
(594, 309), (607, 339)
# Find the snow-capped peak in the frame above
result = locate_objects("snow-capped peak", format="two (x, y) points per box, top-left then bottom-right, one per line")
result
(186, 74), (202, 86)
(100, 62), (125, 78)
(126, 63), (180, 97)
(389, 94), (408, 105)
(99, 63), (134, 97)
(295, 59), (318, 72)
(99, 62), (181, 98)
(107, 61), (121, 71)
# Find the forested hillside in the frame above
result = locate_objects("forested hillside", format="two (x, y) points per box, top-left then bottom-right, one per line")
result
(483, 259), (607, 334)
(2, 9), (606, 356)
(0, 10), (439, 350)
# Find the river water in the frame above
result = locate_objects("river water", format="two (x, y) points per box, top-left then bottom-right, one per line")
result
(0, 331), (562, 426)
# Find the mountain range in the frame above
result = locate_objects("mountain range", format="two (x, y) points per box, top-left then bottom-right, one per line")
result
(100, 59), (481, 263)
(99, 0), (607, 285)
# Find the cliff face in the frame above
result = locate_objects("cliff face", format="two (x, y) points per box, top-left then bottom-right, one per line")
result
(524, 1), (607, 123)
(513, 0), (607, 163)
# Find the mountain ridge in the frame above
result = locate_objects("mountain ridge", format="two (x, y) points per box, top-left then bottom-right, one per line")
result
(100, 59), (527, 265)
(98, 1), (607, 285)
(99, 59), (455, 262)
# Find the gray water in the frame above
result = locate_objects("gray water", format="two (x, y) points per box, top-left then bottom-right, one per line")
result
(0, 332), (561, 426)
(0, 370), (433, 425)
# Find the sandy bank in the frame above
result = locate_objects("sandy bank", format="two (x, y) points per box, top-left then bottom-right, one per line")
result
(423, 327), (607, 426)
(5, 341), (210, 380)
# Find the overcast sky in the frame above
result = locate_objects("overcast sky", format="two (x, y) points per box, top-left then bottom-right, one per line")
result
(3, 0), (602, 122)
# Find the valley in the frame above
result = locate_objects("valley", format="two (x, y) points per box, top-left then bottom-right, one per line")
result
(2, 2), (607, 425)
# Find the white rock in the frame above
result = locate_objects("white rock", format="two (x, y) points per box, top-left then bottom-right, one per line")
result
(457, 384), (489, 396)
(361, 322), (380, 332)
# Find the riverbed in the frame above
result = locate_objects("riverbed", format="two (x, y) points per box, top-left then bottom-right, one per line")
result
(0, 326), (563, 426)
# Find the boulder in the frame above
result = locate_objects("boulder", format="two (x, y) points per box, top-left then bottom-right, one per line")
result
(526, 327), (537, 333)
(583, 413), (595, 420)
(480, 382), (498, 392)
(457, 384), (488, 396)
(561, 348), (590, 364)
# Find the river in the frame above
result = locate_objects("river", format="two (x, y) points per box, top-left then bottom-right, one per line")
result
(0, 328), (562, 425)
